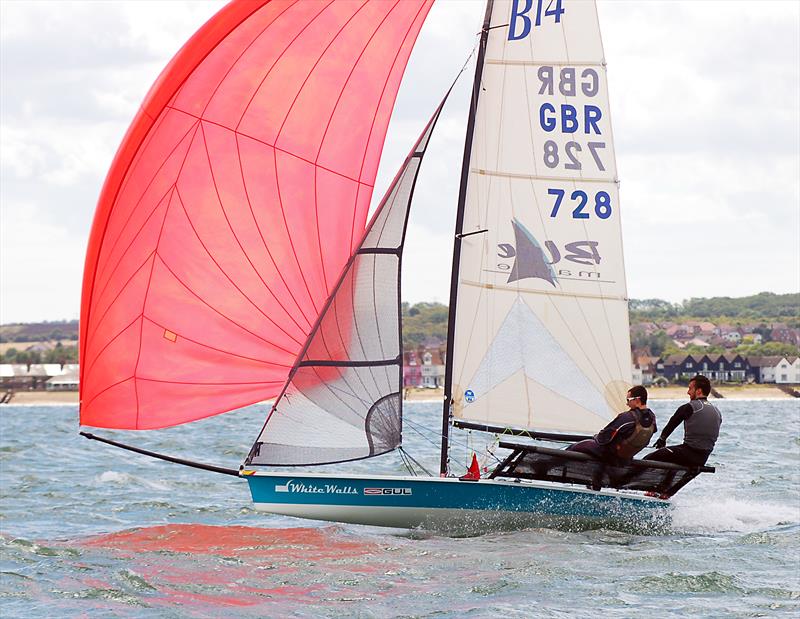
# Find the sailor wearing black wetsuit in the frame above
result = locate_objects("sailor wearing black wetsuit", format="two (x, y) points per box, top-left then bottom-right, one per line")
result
(645, 374), (722, 467)
(567, 385), (656, 463)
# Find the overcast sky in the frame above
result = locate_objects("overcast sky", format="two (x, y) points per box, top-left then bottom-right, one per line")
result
(1, 0), (798, 324)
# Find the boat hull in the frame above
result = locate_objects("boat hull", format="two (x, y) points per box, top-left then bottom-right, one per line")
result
(245, 472), (669, 534)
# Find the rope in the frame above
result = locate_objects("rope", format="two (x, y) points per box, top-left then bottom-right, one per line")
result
(398, 447), (433, 477)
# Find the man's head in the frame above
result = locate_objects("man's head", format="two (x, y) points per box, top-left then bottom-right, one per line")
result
(688, 374), (711, 400)
(626, 385), (648, 409)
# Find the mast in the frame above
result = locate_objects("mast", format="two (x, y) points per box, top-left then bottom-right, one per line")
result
(440, 0), (494, 476)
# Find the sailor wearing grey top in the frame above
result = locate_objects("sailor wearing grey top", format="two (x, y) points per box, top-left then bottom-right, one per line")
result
(644, 374), (722, 467)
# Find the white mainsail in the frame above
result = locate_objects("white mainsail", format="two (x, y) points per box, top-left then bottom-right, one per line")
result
(449, 0), (631, 434)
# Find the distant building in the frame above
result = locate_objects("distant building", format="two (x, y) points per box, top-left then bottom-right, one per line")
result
(632, 355), (659, 385)
(661, 353), (749, 383)
(420, 350), (445, 388)
(403, 349), (445, 388)
(775, 357), (800, 384)
(772, 328), (800, 347)
(402, 351), (423, 388)
(722, 331), (742, 343)
(0, 363), (79, 391)
(662, 354), (703, 381)
(741, 333), (763, 345)
(46, 370), (79, 391)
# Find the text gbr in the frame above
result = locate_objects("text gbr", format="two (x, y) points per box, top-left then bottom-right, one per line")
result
(507, 0), (610, 176)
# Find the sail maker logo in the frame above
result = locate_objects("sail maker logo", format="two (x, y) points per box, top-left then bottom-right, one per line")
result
(364, 487), (412, 496)
(495, 219), (605, 286)
(275, 480), (358, 495)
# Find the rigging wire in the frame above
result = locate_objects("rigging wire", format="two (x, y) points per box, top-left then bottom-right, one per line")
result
(399, 446), (433, 477)
(403, 416), (504, 468)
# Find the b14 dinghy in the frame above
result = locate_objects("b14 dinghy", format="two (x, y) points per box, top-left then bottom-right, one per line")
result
(80, 0), (713, 533)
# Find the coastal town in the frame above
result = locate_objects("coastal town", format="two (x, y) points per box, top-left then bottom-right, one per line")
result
(2, 305), (799, 403)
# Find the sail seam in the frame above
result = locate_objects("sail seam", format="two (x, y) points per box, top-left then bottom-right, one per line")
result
(153, 253), (296, 357)
(234, 0), (333, 133)
(90, 185), (176, 322)
(175, 108), (376, 187)
(198, 121), (307, 346)
(485, 59), (603, 67)
(197, 2), (295, 120)
(144, 316), (294, 369)
(270, 0), (374, 299)
(133, 182), (180, 428)
(272, 148), (323, 317)
(171, 185), (304, 351)
(91, 115), (200, 305)
(460, 279), (627, 302)
(472, 168), (616, 184)
(134, 377), (286, 387)
(559, 0), (623, 387)
(82, 313), (145, 393)
(233, 132), (315, 332)
(349, 1), (425, 251)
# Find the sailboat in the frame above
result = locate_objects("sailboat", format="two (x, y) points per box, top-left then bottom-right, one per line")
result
(80, 0), (713, 533)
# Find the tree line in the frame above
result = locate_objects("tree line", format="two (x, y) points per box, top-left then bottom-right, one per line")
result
(1, 293), (797, 364)
(630, 292), (799, 323)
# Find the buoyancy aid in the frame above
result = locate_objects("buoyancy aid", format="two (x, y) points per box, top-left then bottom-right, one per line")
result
(683, 398), (722, 452)
(614, 408), (655, 459)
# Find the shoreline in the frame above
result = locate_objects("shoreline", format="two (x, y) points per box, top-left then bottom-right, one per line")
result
(3, 384), (795, 406)
(403, 385), (794, 402)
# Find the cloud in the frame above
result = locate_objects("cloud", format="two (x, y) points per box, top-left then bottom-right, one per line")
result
(0, 0), (798, 325)
(0, 0), (224, 323)
(0, 200), (83, 323)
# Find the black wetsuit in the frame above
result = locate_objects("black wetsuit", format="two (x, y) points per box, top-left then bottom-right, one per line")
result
(567, 408), (656, 463)
(644, 398), (722, 466)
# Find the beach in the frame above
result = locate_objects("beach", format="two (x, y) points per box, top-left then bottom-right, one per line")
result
(2, 384), (795, 406)
(403, 385), (794, 401)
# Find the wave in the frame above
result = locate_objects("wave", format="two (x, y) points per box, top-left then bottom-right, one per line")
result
(671, 494), (800, 534)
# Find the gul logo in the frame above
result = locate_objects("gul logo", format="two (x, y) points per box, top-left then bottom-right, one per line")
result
(497, 219), (602, 286)
(364, 488), (412, 496)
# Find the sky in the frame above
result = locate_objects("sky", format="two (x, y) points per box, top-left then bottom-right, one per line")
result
(1, 0), (798, 324)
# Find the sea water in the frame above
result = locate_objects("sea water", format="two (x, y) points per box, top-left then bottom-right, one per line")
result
(0, 399), (798, 617)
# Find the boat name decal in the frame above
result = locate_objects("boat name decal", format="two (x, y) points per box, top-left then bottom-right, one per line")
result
(275, 480), (359, 495)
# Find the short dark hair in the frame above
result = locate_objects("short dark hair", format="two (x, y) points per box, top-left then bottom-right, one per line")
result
(690, 374), (711, 396)
(628, 385), (648, 404)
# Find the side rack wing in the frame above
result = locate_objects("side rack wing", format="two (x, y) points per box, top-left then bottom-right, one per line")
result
(452, 419), (591, 443)
(490, 441), (715, 498)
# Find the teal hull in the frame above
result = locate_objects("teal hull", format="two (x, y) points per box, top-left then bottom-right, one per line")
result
(245, 472), (669, 534)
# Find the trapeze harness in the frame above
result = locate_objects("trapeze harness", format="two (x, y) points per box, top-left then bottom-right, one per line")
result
(612, 408), (655, 459)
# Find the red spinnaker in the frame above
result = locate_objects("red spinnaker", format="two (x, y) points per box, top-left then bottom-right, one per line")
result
(80, 0), (433, 429)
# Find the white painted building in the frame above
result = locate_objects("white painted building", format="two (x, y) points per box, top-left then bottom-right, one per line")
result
(722, 331), (741, 343)
(775, 357), (800, 384)
(420, 351), (445, 388)
(46, 370), (79, 391)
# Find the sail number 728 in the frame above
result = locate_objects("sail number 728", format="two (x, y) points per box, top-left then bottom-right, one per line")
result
(548, 188), (612, 220)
